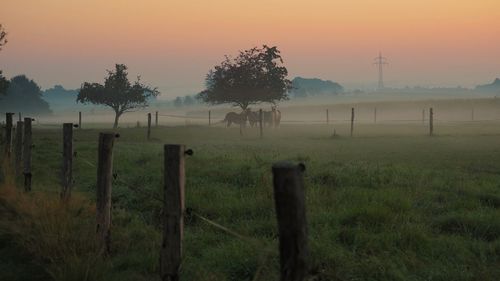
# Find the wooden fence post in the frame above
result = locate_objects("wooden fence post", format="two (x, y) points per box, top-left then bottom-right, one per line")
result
(4, 112), (14, 159)
(78, 111), (82, 129)
(208, 110), (211, 126)
(61, 123), (74, 200)
(350, 108), (354, 137)
(326, 109), (329, 125)
(272, 162), (308, 281)
(156, 111), (159, 127)
(147, 113), (152, 140)
(429, 107), (434, 136)
(161, 144), (187, 281)
(15, 121), (24, 175)
(259, 109), (263, 139)
(96, 133), (116, 254)
(23, 118), (33, 192)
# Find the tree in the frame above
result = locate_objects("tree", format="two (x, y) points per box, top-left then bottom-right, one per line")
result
(0, 71), (8, 96)
(0, 75), (51, 115)
(183, 95), (195, 107)
(77, 64), (159, 128)
(197, 45), (292, 110)
(0, 24), (8, 96)
(0, 24), (7, 51)
(173, 96), (183, 107)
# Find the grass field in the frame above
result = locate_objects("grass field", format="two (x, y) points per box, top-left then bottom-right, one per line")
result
(1, 120), (500, 281)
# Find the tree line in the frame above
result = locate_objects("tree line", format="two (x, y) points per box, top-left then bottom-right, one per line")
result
(1, 24), (294, 128)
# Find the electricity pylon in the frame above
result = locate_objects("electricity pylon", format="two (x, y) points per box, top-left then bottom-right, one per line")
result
(374, 52), (388, 90)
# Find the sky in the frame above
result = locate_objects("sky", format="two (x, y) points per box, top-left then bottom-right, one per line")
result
(0, 0), (499, 98)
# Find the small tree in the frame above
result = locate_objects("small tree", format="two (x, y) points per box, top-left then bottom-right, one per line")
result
(0, 24), (7, 51)
(0, 24), (8, 96)
(77, 64), (159, 128)
(198, 45), (292, 110)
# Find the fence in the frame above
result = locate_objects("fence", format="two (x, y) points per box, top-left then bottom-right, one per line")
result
(1, 115), (310, 281)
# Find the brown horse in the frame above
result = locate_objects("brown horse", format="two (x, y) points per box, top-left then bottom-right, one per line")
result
(247, 110), (260, 127)
(223, 111), (247, 127)
(263, 106), (281, 127)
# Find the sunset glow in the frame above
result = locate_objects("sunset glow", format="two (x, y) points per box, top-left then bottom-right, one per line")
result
(1, 0), (499, 96)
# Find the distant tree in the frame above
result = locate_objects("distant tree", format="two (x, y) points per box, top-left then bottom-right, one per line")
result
(0, 71), (8, 96)
(77, 64), (159, 128)
(0, 75), (51, 115)
(197, 45), (292, 110)
(183, 95), (195, 107)
(0, 24), (7, 51)
(0, 24), (8, 96)
(173, 96), (183, 107)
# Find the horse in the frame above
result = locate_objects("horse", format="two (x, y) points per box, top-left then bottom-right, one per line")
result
(223, 111), (248, 127)
(247, 110), (260, 127)
(263, 106), (281, 127)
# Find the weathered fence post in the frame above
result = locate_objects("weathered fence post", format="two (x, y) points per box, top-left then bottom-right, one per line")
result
(61, 123), (74, 200)
(23, 118), (33, 192)
(96, 133), (116, 254)
(429, 107), (434, 136)
(272, 162), (308, 281)
(15, 121), (24, 175)
(259, 109), (263, 139)
(4, 112), (14, 159)
(161, 144), (188, 281)
(208, 110), (211, 126)
(78, 111), (82, 129)
(326, 109), (329, 125)
(350, 108), (354, 137)
(147, 113), (152, 140)
(374, 107), (377, 124)
(156, 111), (159, 127)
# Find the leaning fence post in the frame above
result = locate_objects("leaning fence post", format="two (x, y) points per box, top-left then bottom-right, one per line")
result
(15, 121), (24, 175)
(259, 109), (264, 139)
(161, 144), (189, 281)
(61, 123), (74, 200)
(272, 162), (308, 281)
(96, 133), (116, 254)
(4, 112), (14, 159)
(23, 118), (33, 192)
(429, 107), (434, 136)
(350, 108), (354, 137)
(78, 111), (82, 129)
(147, 113), (152, 140)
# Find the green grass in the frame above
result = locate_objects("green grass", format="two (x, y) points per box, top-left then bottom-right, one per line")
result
(1, 122), (500, 281)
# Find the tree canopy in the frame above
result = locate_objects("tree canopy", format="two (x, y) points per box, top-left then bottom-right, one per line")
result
(77, 64), (159, 128)
(198, 45), (292, 110)
(0, 75), (51, 115)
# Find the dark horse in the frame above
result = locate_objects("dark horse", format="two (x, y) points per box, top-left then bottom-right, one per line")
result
(223, 111), (248, 127)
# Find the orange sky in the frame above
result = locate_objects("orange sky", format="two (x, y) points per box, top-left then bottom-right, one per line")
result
(1, 0), (499, 97)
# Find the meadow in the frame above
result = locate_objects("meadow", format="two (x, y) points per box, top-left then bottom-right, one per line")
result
(1, 109), (500, 281)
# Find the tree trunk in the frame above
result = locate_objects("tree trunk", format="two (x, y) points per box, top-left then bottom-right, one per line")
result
(113, 111), (122, 129)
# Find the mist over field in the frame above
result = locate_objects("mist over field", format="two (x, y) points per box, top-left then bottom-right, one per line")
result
(1, 1), (500, 281)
